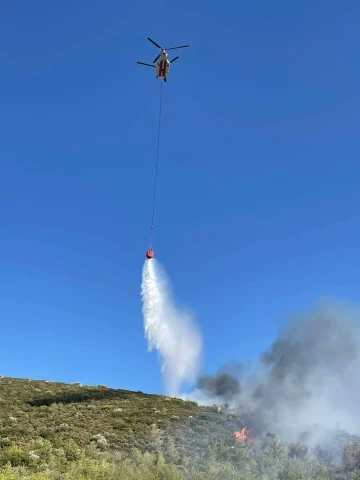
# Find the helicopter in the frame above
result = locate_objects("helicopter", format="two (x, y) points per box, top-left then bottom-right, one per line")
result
(137, 37), (189, 82)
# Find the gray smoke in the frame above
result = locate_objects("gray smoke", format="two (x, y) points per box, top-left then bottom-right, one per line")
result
(196, 372), (241, 401)
(192, 301), (360, 442)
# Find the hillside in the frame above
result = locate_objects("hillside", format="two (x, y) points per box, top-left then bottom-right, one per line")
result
(0, 375), (355, 479)
(0, 375), (237, 454)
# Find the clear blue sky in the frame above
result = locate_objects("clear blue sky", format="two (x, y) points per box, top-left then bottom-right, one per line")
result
(0, 1), (359, 394)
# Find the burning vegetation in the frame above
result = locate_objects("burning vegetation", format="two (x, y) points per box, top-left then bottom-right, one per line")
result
(190, 302), (360, 478)
(233, 427), (254, 445)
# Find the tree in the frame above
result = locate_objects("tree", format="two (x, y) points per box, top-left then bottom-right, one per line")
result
(344, 442), (360, 474)
(288, 441), (308, 461)
(278, 467), (305, 480)
(313, 444), (333, 466)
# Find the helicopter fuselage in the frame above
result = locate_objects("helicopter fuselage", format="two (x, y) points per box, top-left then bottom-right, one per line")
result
(156, 53), (170, 79)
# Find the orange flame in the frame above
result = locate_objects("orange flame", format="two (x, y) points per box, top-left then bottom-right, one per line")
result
(233, 427), (253, 445)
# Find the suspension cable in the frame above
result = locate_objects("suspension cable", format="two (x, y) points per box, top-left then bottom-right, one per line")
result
(149, 81), (163, 249)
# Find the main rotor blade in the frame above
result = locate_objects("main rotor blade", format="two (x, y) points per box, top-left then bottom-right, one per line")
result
(166, 45), (189, 50)
(137, 61), (156, 68)
(152, 54), (161, 63)
(147, 37), (162, 49)
(170, 56), (179, 63)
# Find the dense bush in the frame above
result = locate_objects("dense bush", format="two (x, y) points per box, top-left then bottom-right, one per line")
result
(0, 444), (333, 479)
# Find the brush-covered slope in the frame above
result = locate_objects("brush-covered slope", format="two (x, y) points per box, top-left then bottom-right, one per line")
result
(0, 375), (253, 479)
(0, 375), (236, 453)
(0, 376), (353, 479)
(0, 377), (237, 451)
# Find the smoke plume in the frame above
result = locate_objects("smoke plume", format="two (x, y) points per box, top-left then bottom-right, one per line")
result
(141, 258), (202, 396)
(192, 301), (360, 442)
